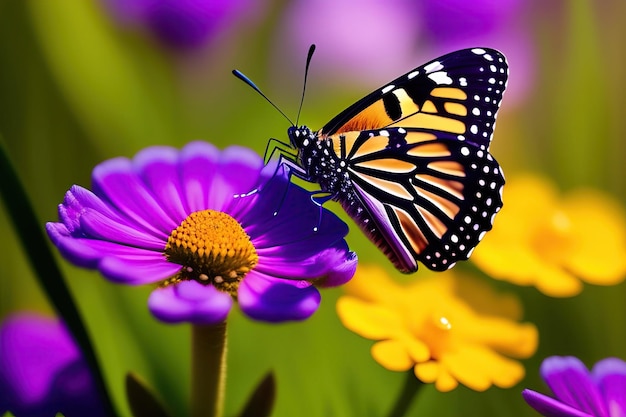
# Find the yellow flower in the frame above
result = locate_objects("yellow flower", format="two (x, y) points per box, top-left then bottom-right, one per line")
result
(336, 264), (538, 392)
(471, 174), (626, 297)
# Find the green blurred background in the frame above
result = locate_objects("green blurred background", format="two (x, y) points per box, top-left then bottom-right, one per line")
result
(1, 1), (626, 416)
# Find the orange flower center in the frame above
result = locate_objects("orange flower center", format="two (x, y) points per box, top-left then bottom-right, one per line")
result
(164, 210), (258, 294)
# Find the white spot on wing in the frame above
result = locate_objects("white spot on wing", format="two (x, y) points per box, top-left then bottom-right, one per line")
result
(408, 70), (419, 79)
(382, 84), (395, 94)
(424, 61), (443, 73)
(428, 71), (453, 85)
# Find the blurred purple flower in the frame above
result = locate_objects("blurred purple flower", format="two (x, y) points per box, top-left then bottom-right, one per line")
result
(275, 0), (532, 105)
(273, 0), (419, 87)
(415, 0), (533, 105)
(46, 141), (357, 324)
(522, 356), (626, 417)
(103, 0), (252, 50)
(0, 313), (105, 417)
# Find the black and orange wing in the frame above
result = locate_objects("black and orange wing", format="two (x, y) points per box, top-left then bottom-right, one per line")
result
(320, 48), (507, 272)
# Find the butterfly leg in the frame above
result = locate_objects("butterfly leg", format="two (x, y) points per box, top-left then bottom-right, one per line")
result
(263, 137), (295, 164)
(308, 191), (335, 232)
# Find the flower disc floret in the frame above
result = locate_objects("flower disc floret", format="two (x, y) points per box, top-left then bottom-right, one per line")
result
(165, 210), (258, 293)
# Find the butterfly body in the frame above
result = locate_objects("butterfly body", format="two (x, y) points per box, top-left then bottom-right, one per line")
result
(285, 47), (508, 273)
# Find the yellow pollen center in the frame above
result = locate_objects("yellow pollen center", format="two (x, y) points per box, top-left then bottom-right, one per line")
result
(164, 210), (258, 294)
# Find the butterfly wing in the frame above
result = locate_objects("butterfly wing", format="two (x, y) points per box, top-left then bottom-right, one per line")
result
(320, 48), (507, 272)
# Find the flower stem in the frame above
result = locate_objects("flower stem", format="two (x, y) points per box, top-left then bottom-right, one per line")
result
(191, 321), (228, 417)
(386, 371), (424, 417)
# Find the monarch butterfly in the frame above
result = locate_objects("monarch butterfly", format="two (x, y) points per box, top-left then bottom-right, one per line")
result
(236, 47), (507, 273)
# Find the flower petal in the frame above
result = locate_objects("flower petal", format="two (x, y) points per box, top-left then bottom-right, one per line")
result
(148, 280), (232, 325)
(256, 242), (356, 285)
(336, 296), (404, 339)
(179, 143), (263, 212)
(214, 146), (264, 211)
(59, 185), (125, 234)
(133, 145), (189, 223)
(99, 254), (181, 285)
(238, 271), (321, 322)
(371, 340), (413, 371)
(178, 141), (220, 212)
(79, 208), (166, 250)
(241, 166), (349, 251)
(47, 222), (178, 284)
(91, 157), (175, 236)
(522, 389), (594, 417)
(593, 358), (626, 417)
(541, 356), (608, 417)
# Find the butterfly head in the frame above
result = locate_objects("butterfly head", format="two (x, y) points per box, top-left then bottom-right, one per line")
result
(287, 125), (315, 150)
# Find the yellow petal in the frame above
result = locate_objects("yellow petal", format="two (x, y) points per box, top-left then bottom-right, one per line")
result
(534, 266), (583, 297)
(434, 368), (458, 392)
(336, 296), (402, 339)
(371, 340), (413, 371)
(414, 361), (439, 384)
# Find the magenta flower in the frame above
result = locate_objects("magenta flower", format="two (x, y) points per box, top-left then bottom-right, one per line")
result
(0, 313), (105, 417)
(46, 142), (357, 324)
(523, 356), (626, 417)
(103, 0), (252, 50)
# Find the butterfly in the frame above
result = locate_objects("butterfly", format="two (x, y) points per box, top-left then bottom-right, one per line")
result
(239, 47), (507, 273)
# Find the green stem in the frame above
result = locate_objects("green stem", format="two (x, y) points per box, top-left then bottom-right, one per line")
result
(191, 321), (228, 417)
(386, 371), (424, 417)
(0, 138), (118, 416)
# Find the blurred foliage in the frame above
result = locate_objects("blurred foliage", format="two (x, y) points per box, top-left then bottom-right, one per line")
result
(1, 0), (626, 416)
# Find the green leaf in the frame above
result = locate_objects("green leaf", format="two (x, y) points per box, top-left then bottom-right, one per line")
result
(126, 372), (173, 417)
(0, 137), (118, 417)
(237, 371), (276, 417)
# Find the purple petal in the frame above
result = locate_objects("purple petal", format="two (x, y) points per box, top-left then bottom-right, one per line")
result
(522, 389), (594, 417)
(593, 358), (626, 417)
(541, 356), (608, 417)
(46, 222), (178, 284)
(99, 254), (181, 285)
(215, 146), (264, 212)
(238, 271), (321, 322)
(179, 141), (220, 212)
(255, 241), (357, 286)
(91, 157), (175, 237)
(59, 185), (125, 234)
(133, 145), (189, 223)
(0, 313), (104, 417)
(241, 170), (349, 251)
(310, 246), (358, 287)
(79, 208), (166, 250)
(148, 280), (232, 324)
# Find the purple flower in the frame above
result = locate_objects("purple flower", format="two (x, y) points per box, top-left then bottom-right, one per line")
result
(46, 141), (357, 324)
(275, 0), (532, 105)
(415, 0), (533, 106)
(103, 0), (253, 50)
(273, 0), (418, 87)
(522, 356), (626, 417)
(0, 313), (105, 417)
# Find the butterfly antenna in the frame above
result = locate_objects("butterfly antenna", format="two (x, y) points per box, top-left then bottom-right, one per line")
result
(232, 69), (294, 126)
(295, 44), (316, 127)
